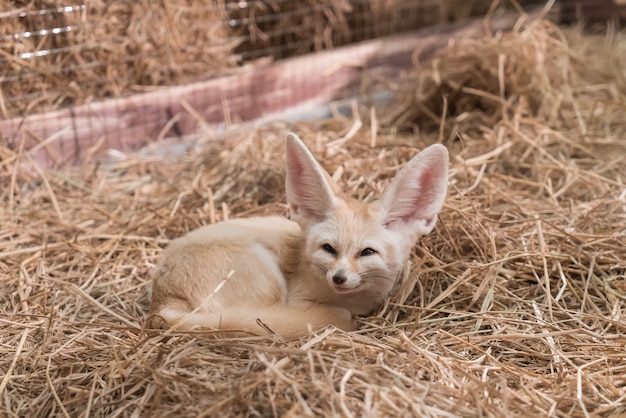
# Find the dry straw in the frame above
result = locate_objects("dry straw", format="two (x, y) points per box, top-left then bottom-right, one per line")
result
(1, 15), (626, 418)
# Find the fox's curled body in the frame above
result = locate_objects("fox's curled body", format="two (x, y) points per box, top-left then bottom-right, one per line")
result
(148, 134), (449, 339)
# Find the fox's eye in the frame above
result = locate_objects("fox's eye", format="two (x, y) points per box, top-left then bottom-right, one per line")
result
(322, 244), (337, 255)
(360, 248), (377, 257)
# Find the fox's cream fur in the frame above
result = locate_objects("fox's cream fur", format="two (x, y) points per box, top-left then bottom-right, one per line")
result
(148, 133), (449, 339)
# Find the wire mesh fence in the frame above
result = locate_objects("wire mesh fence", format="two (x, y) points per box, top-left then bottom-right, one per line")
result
(0, 0), (560, 120)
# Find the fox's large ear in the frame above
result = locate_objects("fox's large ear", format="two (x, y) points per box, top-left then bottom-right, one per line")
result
(379, 144), (449, 236)
(285, 133), (336, 227)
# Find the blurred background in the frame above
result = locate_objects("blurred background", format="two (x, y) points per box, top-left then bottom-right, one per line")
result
(1, 0), (623, 168)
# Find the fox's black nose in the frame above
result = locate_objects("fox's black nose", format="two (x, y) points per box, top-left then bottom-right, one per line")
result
(332, 273), (347, 285)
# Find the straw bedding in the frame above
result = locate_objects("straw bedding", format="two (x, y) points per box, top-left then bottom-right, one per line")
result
(1, 16), (626, 417)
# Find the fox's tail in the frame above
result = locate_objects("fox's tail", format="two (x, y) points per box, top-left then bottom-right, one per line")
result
(148, 303), (355, 340)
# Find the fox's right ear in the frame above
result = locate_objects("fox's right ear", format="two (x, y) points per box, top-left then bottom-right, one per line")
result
(285, 133), (336, 228)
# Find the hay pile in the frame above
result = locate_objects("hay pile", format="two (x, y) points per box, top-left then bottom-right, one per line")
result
(0, 0), (236, 118)
(1, 16), (626, 417)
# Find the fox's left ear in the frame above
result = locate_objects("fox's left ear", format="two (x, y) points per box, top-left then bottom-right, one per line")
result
(379, 144), (449, 237)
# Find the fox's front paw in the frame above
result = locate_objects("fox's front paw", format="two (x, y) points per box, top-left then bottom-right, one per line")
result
(144, 313), (169, 330)
(328, 306), (357, 332)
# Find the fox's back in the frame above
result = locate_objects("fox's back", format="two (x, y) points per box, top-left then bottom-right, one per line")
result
(149, 216), (302, 316)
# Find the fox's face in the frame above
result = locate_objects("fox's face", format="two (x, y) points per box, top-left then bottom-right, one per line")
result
(305, 199), (408, 296)
(285, 133), (449, 308)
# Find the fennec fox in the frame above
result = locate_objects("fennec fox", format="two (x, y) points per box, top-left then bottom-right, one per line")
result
(148, 133), (448, 339)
